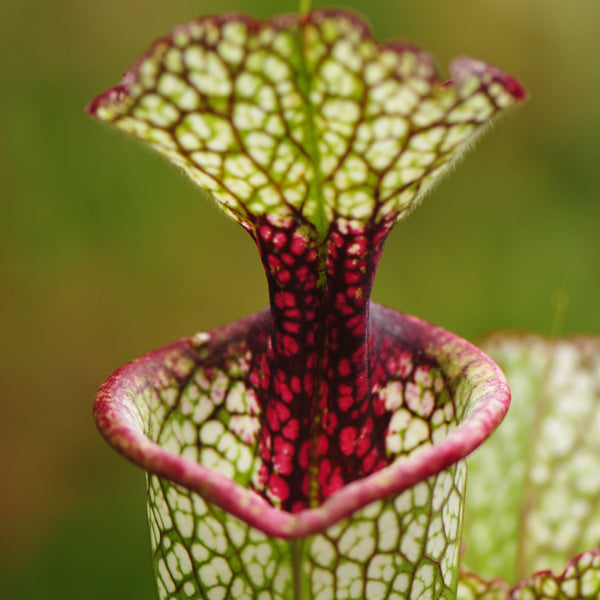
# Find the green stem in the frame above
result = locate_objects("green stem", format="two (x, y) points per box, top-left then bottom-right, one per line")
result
(290, 538), (304, 600)
(294, 12), (327, 240)
(514, 349), (555, 581)
(549, 289), (569, 338)
(299, 0), (311, 16)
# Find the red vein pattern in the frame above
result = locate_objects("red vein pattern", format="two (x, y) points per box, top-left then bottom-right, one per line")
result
(96, 305), (509, 599)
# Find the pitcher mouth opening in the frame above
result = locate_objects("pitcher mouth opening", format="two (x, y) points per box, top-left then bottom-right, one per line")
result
(94, 302), (509, 539)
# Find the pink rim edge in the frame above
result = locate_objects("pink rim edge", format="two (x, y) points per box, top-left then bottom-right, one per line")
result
(94, 306), (510, 539)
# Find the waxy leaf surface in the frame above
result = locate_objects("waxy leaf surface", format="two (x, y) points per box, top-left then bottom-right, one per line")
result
(90, 9), (524, 599)
(459, 552), (600, 600)
(458, 572), (510, 600)
(461, 334), (600, 596)
(96, 305), (509, 599)
(508, 551), (600, 600)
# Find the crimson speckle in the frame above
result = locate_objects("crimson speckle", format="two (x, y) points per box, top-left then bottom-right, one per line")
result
(291, 500), (306, 513)
(290, 376), (301, 393)
(373, 396), (386, 417)
(298, 440), (310, 469)
(290, 235), (307, 255)
(276, 402), (290, 422)
(282, 419), (299, 441)
(272, 232), (287, 247)
(304, 374), (314, 395)
(282, 292), (296, 307)
(268, 473), (290, 502)
(267, 255), (281, 270)
(316, 434), (329, 456)
(338, 395), (354, 411)
(259, 225), (272, 241)
(317, 459), (331, 486)
(323, 466), (344, 496)
(338, 358), (351, 377)
(357, 433), (371, 458)
(296, 265), (310, 282)
(266, 405), (281, 431)
(362, 448), (378, 472)
(285, 308), (301, 320)
(278, 270), (291, 283)
(282, 335), (299, 355)
(273, 450), (293, 475)
(340, 427), (357, 455)
(279, 382), (293, 403)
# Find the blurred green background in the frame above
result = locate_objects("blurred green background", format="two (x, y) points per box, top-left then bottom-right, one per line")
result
(1, 0), (598, 597)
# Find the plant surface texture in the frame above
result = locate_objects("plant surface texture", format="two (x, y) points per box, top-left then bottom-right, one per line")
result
(91, 9), (529, 600)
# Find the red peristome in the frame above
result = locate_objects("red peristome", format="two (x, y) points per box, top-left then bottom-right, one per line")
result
(94, 303), (510, 537)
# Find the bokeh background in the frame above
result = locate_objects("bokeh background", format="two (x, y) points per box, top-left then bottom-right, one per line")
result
(1, 0), (599, 597)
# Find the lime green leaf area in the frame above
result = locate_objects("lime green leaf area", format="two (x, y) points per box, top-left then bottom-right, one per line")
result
(88, 10), (525, 239)
(460, 334), (600, 599)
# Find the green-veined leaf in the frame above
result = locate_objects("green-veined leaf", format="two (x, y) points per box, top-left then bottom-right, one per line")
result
(91, 9), (524, 599)
(463, 334), (600, 585)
